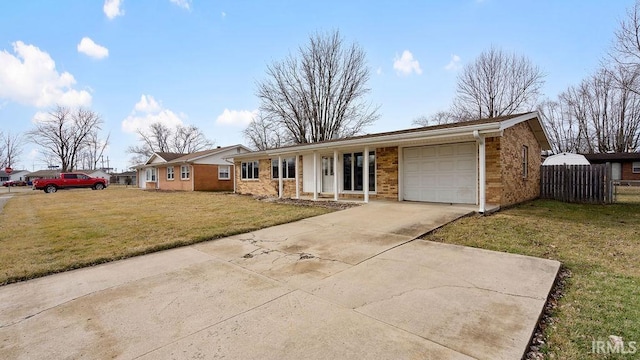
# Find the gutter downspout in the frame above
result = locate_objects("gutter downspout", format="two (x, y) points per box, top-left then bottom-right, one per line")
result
(224, 159), (236, 194)
(474, 130), (486, 214)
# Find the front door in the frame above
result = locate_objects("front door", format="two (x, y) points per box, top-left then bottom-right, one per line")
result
(612, 162), (622, 181)
(322, 156), (334, 193)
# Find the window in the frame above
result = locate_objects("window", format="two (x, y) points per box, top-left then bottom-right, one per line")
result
(633, 162), (640, 174)
(271, 157), (296, 179)
(522, 145), (529, 178)
(218, 165), (230, 180)
(180, 165), (190, 180)
(145, 168), (156, 182)
(167, 166), (175, 180)
(241, 161), (260, 180)
(343, 151), (375, 191)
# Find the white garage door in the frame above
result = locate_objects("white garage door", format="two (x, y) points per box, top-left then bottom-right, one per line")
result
(403, 143), (477, 204)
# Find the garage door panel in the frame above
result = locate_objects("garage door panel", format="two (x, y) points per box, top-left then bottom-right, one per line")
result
(403, 143), (477, 204)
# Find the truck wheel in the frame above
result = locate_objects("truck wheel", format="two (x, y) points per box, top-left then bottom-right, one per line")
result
(45, 185), (57, 193)
(94, 183), (105, 190)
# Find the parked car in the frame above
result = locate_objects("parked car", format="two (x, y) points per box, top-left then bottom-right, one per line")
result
(32, 173), (108, 193)
(2, 180), (27, 187)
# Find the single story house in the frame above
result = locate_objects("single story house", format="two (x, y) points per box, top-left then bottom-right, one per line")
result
(542, 152), (590, 166)
(1, 169), (30, 183)
(583, 152), (640, 183)
(111, 171), (137, 185)
(231, 112), (552, 213)
(25, 169), (61, 182)
(136, 145), (251, 191)
(86, 169), (111, 182)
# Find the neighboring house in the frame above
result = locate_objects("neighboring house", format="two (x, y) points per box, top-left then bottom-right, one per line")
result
(86, 169), (111, 182)
(9, 170), (31, 182)
(542, 152), (590, 166)
(136, 145), (251, 191)
(583, 152), (640, 183)
(0, 169), (29, 183)
(25, 170), (61, 182)
(231, 112), (552, 213)
(111, 171), (137, 185)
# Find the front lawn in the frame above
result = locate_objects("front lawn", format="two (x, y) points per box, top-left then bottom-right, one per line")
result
(425, 200), (640, 359)
(0, 187), (331, 285)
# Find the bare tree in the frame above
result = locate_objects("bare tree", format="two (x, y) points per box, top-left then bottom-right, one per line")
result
(243, 113), (284, 150)
(452, 47), (545, 120)
(173, 124), (214, 153)
(0, 131), (24, 168)
(254, 30), (379, 145)
(78, 131), (110, 170)
(127, 122), (213, 164)
(411, 111), (458, 127)
(612, 0), (640, 69)
(26, 106), (104, 172)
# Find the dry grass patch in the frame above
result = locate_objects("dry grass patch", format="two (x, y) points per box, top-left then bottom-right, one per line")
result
(0, 187), (331, 285)
(424, 200), (640, 359)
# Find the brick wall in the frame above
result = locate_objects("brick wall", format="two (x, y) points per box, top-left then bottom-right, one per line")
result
(157, 166), (192, 191)
(622, 162), (640, 180)
(376, 147), (399, 200)
(498, 121), (542, 206)
(193, 164), (234, 191)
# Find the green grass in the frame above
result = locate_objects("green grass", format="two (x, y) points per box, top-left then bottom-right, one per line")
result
(425, 199), (640, 359)
(0, 187), (331, 285)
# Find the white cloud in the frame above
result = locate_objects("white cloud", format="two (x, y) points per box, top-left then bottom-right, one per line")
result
(134, 94), (162, 113)
(121, 94), (185, 133)
(376, 67), (382, 75)
(444, 54), (461, 71)
(393, 50), (422, 76)
(216, 109), (257, 126)
(104, 0), (124, 19)
(221, 11), (227, 18)
(0, 41), (92, 108)
(170, 0), (191, 10)
(77, 37), (109, 59)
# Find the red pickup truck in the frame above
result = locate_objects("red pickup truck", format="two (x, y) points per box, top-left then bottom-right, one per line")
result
(33, 173), (108, 193)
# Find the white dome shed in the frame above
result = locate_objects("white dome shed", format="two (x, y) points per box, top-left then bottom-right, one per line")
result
(542, 152), (591, 166)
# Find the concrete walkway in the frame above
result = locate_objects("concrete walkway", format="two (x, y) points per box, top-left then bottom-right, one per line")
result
(0, 202), (560, 359)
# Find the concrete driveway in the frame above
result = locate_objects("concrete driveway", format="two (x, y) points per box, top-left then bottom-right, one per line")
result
(0, 202), (560, 359)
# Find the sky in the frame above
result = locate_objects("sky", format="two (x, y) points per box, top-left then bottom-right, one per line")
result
(0, 0), (636, 172)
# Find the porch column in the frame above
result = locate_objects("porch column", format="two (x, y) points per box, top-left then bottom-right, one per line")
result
(476, 133), (486, 213)
(278, 155), (283, 199)
(295, 154), (300, 199)
(313, 151), (318, 200)
(363, 147), (369, 203)
(333, 150), (339, 201)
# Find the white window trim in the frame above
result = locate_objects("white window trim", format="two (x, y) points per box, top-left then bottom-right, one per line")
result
(272, 157), (296, 180)
(218, 165), (231, 180)
(180, 165), (190, 180)
(522, 145), (529, 178)
(241, 161), (260, 180)
(342, 151), (376, 192)
(167, 166), (175, 180)
(633, 162), (640, 174)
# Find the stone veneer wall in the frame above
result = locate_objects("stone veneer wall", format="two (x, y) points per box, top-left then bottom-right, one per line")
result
(484, 137), (502, 204)
(235, 157), (301, 197)
(375, 147), (399, 200)
(498, 121), (542, 206)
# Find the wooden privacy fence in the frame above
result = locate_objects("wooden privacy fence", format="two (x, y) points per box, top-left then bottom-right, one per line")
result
(540, 164), (613, 204)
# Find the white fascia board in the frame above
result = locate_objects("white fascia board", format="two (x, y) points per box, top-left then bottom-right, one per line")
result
(267, 124), (502, 156)
(498, 112), (538, 130)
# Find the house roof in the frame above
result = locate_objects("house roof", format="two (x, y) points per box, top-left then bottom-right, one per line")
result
(165, 144), (251, 164)
(0, 169), (29, 176)
(25, 169), (61, 178)
(233, 112), (551, 159)
(583, 152), (640, 162)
